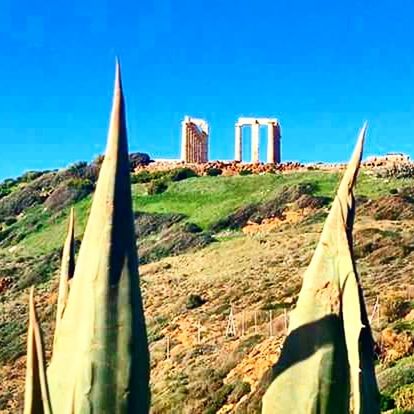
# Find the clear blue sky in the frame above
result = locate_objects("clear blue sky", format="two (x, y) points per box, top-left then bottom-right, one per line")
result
(1, 0), (414, 180)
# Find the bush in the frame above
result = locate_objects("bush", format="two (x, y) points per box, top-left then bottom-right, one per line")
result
(68, 161), (88, 178)
(395, 384), (414, 411)
(148, 180), (168, 195)
(239, 169), (252, 176)
(170, 168), (198, 182)
(380, 393), (395, 411)
(3, 217), (16, 226)
(183, 222), (202, 233)
(0, 187), (12, 199)
(186, 294), (206, 310)
(205, 383), (235, 414)
(379, 328), (414, 364)
(377, 357), (414, 395)
(382, 294), (412, 323)
(67, 178), (94, 192)
(20, 171), (44, 183)
(131, 171), (152, 184)
(206, 167), (223, 177)
(228, 381), (251, 404)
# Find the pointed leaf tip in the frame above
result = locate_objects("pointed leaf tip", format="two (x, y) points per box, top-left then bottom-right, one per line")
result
(338, 123), (367, 198)
(24, 287), (52, 414)
(53, 208), (76, 350)
(114, 58), (123, 94)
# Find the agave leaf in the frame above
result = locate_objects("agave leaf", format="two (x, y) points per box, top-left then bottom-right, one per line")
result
(53, 207), (75, 349)
(48, 61), (150, 413)
(24, 287), (53, 414)
(262, 124), (380, 414)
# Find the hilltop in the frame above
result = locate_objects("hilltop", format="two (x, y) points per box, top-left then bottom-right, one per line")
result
(1, 161), (414, 412)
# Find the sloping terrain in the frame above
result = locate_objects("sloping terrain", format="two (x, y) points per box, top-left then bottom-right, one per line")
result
(1, 167), (414, 412)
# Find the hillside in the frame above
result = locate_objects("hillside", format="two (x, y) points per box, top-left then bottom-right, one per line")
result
(1, 165), (414, 412)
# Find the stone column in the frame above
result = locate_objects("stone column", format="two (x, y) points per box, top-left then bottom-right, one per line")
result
(196, 132), (200, 163)
(251, 122), (260, 163)
(181, 121), (188, 162)
(204, 133), (209, 162)
(274, 123), (281, 163)
(235, 124), (242, 162)
(267, 123), (275, 164)
(195, 135), (200, 163)
(187, 127), (192, 163)
(190, 128), (195, 163)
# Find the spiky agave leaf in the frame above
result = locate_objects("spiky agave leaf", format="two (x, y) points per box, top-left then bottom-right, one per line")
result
(262, 124), (380, 414)
(48, 61), (150, 412)
(24, 287), (52, 414)
(53, 207), (75, 349)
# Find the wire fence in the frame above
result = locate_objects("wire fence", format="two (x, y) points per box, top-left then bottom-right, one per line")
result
(161, 284), (414, 360)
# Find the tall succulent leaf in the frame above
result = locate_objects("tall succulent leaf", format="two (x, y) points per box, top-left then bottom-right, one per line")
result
(53, 207), (75, 348)
(48, 61), (150, 413)
(262, 124), (380, 414)
(24, 287), (52, 414)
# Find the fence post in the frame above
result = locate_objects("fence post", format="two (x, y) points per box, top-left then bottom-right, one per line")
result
(254, 310), (257, 334)
(166, 335), (171, 360)
(269, 310), (273, 337)
(225, 306), (237, 337)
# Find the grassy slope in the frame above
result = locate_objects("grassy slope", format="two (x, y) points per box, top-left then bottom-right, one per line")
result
(8, 170), (414, 256)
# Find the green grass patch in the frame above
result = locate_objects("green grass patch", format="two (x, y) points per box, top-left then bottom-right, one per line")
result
(5, 170), (414, 258)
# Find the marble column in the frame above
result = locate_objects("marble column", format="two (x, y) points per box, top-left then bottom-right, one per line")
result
(267, 123), (275, 164)
(190, 129), (196, 163)
(235, 124), (242, 161)
(205, 134), (209, 162)
(196, 136), (200, 163)
(274, 123), (281, 163)
(181, 121), (188, 162)
(251, 122), (260, 163)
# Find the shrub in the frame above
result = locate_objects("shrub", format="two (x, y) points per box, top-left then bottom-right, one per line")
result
(0, 187), (12, 199)
(205, 383), (235, 414)
(170, 168), (198, 182)
(239, 169), (252, 176)
(379, 328), (414, 364)
(185, 294), (206, 310)
(67, 178), (94, 192)
(381, 294), (412, 323)
(380, 393), (395, 411)
(183, 222), (202, 233)
(377, 357), (414, 395)
(395, 384), (414, 411)
(148, 180), (168, 195)
(20, 171), (44, 183)
(3, 217), (16, 226)
(131, 170), (152, 184)
(228, 381), (251, 404)
(68, 161), (88, 177)
(206, 167), (223, 177)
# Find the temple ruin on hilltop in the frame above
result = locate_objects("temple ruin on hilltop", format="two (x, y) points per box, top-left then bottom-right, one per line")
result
(180, 116), (209, 163)
(235, 117), (281, 164)
(179, 115), (282, 165)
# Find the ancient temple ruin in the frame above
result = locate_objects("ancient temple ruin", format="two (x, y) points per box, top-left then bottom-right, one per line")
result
(235, 117), (281, 164)
(181, 116), (209, 163)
